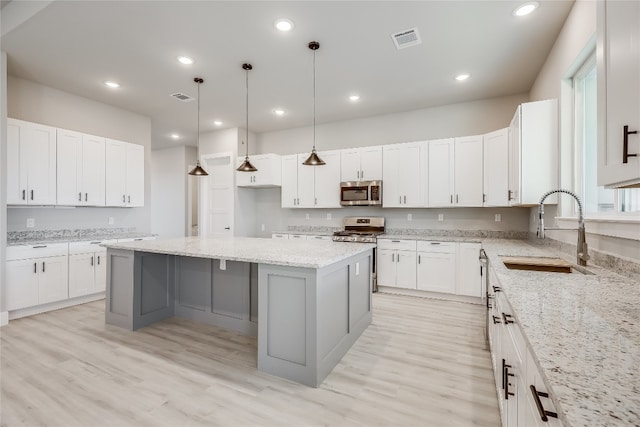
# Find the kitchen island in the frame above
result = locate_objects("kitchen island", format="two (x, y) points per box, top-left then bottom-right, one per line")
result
(103, 236), (375, 387)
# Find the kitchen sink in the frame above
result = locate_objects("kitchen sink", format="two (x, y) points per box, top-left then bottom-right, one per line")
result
(500, 256), (594, 275)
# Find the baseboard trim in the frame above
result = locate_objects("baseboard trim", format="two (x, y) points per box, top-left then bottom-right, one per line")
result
(8, 293), (105, 321)
(377, 286), (482, 304)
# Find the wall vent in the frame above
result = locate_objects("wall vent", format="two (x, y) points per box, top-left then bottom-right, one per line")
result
(170, 92), (194, 102)
(391, 28), (421, 50)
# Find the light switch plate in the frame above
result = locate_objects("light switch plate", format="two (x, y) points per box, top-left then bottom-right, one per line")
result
(108, 217), (115, 225)
(495, 214), (502, 222)
(326, 213), (332, 220)
(438, 214), (444, 221)
(26, 218), (35, 228)
(407, 213), (412, 221)
(305, 213), (310, 220)
(219, 259), (226, 270)
(261, 224), (265, 231)
(356, 262), (360, 276)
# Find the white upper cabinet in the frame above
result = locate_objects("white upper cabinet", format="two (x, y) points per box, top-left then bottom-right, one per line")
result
(382, 141), (423, 207)
(280, 151), (341, 208)
(428, 138), (455, 207)
(597, 0), (640, 187)
(105, 139), (144, 207)
(509, 99), (558, 206)
(235, 153), (282, 188)
(340, 145), (383, 181)
(57, 129), (105, 206)
(483, 128), (510, 207)
(454, 135), (484, 207)
(7, 118), (57, 205)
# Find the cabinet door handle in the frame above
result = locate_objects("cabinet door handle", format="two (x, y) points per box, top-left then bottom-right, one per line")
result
(31, 190), (34, 200)
(34, 262), (37, 274)
(530, 385), (558, 421)
(391, 253), (395, 262)
(483, 193), (486, 203)
(450, 194), (453, 204)
(22, 189), (26, 200)
(128, 195), (131, 203)
(85, 193), (88, 202)
(361, 170), (364, 179)
(508, 190), (513, 200)
(502, 313), (514, 324)
(456, 194), (459, 204)
(397, 253), (400, 262)
(623, 125), (638, 163)
(97, 256), (101, 265)
(42, 261), (45, 273)
(315, 197), (317, 205)
(79, 192), (82, 201)
(224, 227), (230, 230)
(399, 196), (402, 204)
(91, 256), (94, 266)
(356, 170), (360, 179)
(123, 194), (126, 203)
(418, 255), (421, 264)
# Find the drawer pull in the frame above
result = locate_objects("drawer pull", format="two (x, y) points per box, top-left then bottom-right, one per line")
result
(430, 242), (441, 245)
(530, 385), (558, 421)
(623, 125), (638, 164)
(391, 240), (401, 243)
(90, 241), (102, 245)
(492, 315), (502, 324)
(79, 192), (82, 202)
(504, 363), (515, 399)
(22, 189), (26, 200)
(492, 285), (502, 292)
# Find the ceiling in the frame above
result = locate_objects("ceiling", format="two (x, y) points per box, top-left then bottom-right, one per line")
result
(1, 1), (574, 149)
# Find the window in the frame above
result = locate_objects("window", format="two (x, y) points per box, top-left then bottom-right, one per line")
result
(573, 53), (639, 215)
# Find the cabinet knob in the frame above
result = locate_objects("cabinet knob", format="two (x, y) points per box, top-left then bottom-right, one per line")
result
(623, 125), (638, 163)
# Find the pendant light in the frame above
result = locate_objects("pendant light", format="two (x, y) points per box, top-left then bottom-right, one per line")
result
(302, 41), (325, 166)
(188, 77), (208, 176)
(237, 63), (257, 172)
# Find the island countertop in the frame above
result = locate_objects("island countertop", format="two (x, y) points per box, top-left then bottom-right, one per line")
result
(103, 236), (375, 269)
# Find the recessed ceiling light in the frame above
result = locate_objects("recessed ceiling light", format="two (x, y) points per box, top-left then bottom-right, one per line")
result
(513, 2), (539, 17)
(274, 18), (294, 32)
(349, 95), (360, 102)
(273, 108), (286, 116)
(213, 120), (223, 126)
(455, 73), (471, 81)
(170, 133), (180, 139)
(104, 81), (120, 88)
(177, 56), (194, 65)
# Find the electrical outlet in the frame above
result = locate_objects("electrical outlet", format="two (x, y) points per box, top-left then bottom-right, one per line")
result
(305, 213), (310, 220)
(108, 217), (115, 225)
(26, 218), (35, 228)
(219, 259), (227, 271)
(438, 213), (444, 222)
(261, 224), (265, 231)
(407, 213), (412, 221)
(326, 213), (332, 220)
(495, 214), (502, 222)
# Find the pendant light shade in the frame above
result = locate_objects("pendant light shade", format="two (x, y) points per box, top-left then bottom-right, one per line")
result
(302, 41), (325, 166)
(237, 63), (257, 172)
(188, 77), (208, 176)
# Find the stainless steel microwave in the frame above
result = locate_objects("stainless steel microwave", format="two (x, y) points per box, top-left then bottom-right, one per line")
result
(340, 181), (382, 206)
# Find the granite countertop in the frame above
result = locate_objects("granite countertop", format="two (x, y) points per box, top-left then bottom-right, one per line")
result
(7, 232), (154, 246)
(378, 234), (483, 243)
(103, 236), (375, 269)
(481, 239), (640, 427)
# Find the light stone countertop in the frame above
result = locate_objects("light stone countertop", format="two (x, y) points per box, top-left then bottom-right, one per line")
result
(103, 236), (375, 269)
(481, 239), (640, 427)
(7, 232), (154, 246)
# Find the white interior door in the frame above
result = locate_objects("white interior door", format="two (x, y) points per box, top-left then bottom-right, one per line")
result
(200, 153), (234, 237)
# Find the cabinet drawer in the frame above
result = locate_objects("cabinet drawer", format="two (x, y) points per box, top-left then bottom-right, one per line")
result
(272, 233), (289, 239)
(416, 241), (456, 253)
(308, 235), (332, 241)
(7, 243), (68, 261)
(69, 240), (116, 254)
(289, 234), (308, 240)
(377, 239), (417, 251)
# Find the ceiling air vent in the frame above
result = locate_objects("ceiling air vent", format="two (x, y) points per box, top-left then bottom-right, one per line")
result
(170, 92), (194, 102)
(391, 28), (421, 50)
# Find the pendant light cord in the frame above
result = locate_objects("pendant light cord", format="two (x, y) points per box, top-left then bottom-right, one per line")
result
(313, 48), (316, 151)
(196, 80), (201, 161)
(246, 66), (249, 157)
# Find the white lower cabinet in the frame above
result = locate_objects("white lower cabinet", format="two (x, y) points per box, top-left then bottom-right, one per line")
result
(6, 243), (69, 311)
(68, 241), (111, 298)
(416, 242), (456, 294)
(456, 242), (482, 297)
(489, 284), (562, 427)
(377, 239), (417, 288)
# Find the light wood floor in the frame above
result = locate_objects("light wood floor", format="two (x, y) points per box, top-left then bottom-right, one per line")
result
(1, 293), (500, 427)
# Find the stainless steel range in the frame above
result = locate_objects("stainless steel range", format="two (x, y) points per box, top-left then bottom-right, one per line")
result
(332, 217), (385, 292)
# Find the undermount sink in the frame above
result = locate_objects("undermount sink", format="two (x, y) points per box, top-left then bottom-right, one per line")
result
(500, 256), (594, 275)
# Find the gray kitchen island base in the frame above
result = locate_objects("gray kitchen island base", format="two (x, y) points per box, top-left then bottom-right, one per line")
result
(105, 243), (373, 387)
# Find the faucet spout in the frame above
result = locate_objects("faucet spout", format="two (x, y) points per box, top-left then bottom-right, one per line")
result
(537, 189), (589, 266)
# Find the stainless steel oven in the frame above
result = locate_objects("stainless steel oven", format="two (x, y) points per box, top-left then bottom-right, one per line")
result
(340, 181), (382, 206)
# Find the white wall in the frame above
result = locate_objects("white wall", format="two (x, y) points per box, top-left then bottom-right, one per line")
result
(1, 51), (8, 324)
(151, 146), (189, 238)
(6, 76), (152, 233)
(527, 0), (638, 262)
(258, 93), (528, 154)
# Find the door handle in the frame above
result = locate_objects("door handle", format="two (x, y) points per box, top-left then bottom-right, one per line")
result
(97, 256), (100, 265)
(85, 193), (88, 202)
(224, 227), (230, 230)
(79, 192), (82, 201)
(623, 125), (638, 163)
(22, 189), (26, 200)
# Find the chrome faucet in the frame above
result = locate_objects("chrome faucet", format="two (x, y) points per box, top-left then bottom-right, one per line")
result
(537, 189), (590, 266)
